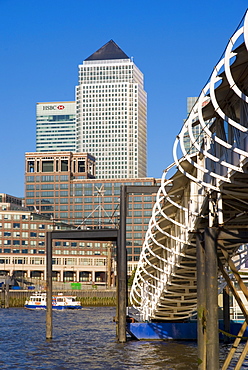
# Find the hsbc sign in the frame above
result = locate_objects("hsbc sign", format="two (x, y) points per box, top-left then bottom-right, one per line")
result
(43, 105), (65, 110)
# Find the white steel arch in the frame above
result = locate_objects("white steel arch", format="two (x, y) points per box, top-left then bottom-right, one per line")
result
(130, 10), (248, 322)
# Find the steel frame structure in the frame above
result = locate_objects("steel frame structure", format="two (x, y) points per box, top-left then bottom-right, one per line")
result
(130, 10), (248, 369)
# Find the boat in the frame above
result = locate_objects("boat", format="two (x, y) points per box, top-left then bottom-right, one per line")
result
(24, 292), (82, 310)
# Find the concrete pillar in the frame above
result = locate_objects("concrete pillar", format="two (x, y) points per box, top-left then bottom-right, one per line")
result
(91, 271), (95, 283)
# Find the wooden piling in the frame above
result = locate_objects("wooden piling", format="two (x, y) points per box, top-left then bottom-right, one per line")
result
(196, 232), (206, 369)
(205, 227), (219, 370)
(223, 286), (230, 344)
(118, 185), (127, 343)
(46, 231), (53, 340)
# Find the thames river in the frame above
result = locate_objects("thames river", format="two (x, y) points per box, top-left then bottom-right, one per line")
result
(0, 307), (247, 369)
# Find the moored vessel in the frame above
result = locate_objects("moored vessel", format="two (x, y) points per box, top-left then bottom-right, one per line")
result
(24, 292), (82, 310)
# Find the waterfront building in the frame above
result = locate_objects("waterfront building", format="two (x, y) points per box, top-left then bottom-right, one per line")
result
(0, 201), (113, 284)
(24, 151), (159, 275)
(36, 102), (76, 152)
(76, 40), (147, 179)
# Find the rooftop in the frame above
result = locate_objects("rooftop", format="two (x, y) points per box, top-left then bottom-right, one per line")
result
(85, 40), (129, 61)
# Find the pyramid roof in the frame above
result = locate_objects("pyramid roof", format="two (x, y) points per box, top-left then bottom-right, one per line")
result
(85, 40), (129, 61)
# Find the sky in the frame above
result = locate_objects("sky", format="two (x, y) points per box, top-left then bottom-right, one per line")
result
(0, 0), (247, 197)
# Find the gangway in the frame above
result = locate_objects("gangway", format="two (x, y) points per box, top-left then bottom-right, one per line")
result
(130, 10), (248, 369)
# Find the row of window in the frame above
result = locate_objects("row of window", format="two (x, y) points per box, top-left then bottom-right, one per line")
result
(0, 249), (43, 254)
(1, 231), (45, 237)
(1, 240), (45, 246)
(26, 194), (153, 204)
(27, 175), (69, 182)
(27, 184), (69, 190)
(0, 248), (109, 257)
(27, 183), (153, 190)
(1, 222), (48, 230)
(27, 178), (154, 187)
(0, 214), (29, 221)
(0, 256), (107, 266)
(54, 241), (106, 247)
(81, 65), (133, 71)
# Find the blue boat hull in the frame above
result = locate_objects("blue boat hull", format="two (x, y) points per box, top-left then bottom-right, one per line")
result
(24, 304), (82, 310)
(127, 320), (248, 341)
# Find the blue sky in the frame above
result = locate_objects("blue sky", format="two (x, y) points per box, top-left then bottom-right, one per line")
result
(0, 0), (247, 197)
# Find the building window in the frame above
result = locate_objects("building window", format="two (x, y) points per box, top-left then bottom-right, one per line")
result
(60, 175), (68, 181)
(61, 160), (68, 171)
(30, 257), (44, 264)
(144, 203), (152, 209)
(60, 205), (68, 211)
(42, 161), (54, 172)
(27, 176), (35, 182)
(41, 175), (54, 182)
(79, 258), (92, 266)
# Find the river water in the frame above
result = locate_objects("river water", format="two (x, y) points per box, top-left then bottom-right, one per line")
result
(0, 307), (247, 369)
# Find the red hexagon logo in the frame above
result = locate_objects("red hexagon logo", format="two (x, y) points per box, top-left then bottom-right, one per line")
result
(57, 105), (65, 110)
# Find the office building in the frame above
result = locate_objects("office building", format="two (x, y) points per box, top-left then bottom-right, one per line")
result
(183, 97), (204, 154)
(76, 40), (147, 179)
(36, 102), (76, 152)
(25, 151), (159, 274)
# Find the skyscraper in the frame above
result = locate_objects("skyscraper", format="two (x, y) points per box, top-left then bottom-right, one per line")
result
(183, 97), (203, 155)
(76, 40), (147, 179)
(36, 101), (76, 152)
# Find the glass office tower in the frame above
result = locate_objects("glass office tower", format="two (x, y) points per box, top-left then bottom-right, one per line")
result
(36, 101), (76, 152)
(76, 40), (147, 179)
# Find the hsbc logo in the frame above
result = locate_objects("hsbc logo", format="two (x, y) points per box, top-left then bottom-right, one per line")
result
(43, 105), (65, 110)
